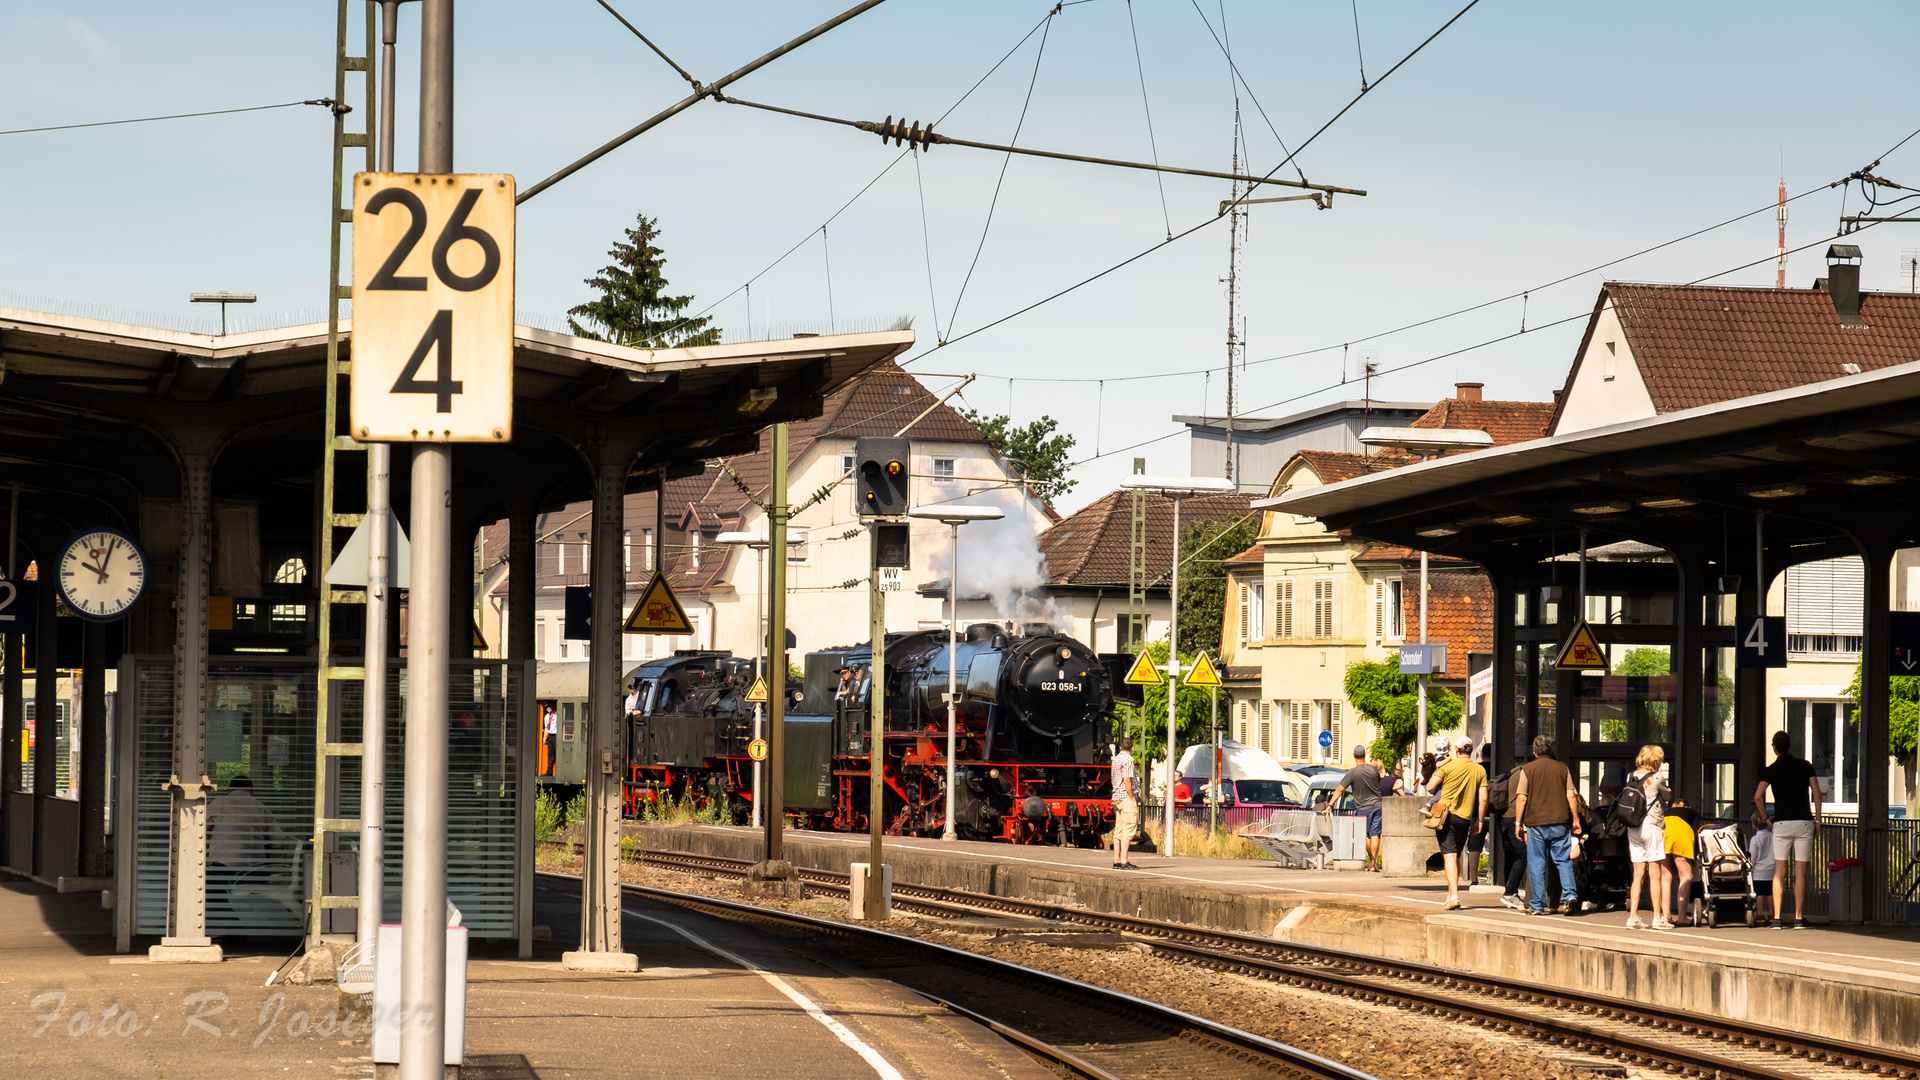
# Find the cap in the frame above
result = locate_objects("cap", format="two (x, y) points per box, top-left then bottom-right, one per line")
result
(1353, 744), (1367, 759)
(1453, 735), (1474, 752)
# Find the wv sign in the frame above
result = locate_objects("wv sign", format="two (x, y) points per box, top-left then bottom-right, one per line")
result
(1734, 615), (1787, 669)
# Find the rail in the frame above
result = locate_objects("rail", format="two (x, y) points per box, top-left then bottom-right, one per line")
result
(628, 848), (1920, 1080)
(538, 867), (1379, 1080)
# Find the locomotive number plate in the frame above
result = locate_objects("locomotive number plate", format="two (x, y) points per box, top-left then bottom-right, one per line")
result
(1040, 681), (1082, 692)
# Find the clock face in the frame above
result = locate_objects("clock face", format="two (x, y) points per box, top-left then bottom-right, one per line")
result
(57, 528), (148, 622)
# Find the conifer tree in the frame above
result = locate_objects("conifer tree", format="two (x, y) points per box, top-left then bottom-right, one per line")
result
(567, 213), (722, 348)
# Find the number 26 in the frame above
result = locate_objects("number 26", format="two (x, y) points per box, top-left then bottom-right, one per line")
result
(363, 187), (499, 293)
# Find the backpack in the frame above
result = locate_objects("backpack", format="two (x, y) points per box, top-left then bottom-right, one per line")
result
(1613, 773), (1650, 828)
(1487, 767), (1515, 817)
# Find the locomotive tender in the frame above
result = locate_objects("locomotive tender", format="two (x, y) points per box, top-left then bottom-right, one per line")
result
(624, 623), (1140, 845)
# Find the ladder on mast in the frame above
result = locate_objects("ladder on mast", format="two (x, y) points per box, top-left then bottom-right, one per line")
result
(310, 0), (378, 943)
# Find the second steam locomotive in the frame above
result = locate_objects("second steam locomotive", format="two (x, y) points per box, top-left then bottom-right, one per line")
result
(623, 623), (1139, 846)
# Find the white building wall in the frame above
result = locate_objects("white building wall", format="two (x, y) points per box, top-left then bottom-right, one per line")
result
(1550, 303), (1659, 436)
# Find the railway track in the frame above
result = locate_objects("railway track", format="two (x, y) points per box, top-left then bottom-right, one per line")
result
(631, 848), (1920, 1080)
(537, 869), (1378, 1080)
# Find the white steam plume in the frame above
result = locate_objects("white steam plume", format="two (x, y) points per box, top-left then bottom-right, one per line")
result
(922, 488), (1068, 630)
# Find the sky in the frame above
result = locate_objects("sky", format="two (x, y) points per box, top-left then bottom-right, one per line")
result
(4, 1), (1920, 516)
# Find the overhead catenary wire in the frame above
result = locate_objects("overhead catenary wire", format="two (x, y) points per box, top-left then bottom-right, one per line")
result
(1124, 0), (1174, 240)
(913, 148), (946, 344)
(590, 0), (702, 90)
(1189, 0), (1309, 186)
(0, 99), (331, 136)
(945, 9), (1056, 341)
(895, 0), (1481, 370)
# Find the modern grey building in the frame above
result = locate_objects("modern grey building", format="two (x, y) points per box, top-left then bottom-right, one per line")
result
(1177, 399), (1431, 492)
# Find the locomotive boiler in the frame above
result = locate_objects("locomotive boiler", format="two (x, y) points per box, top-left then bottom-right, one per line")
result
(624, 623), (1140, 845)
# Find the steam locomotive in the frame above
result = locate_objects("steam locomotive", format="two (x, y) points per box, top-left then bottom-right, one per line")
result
(623, 624), (1140, 846)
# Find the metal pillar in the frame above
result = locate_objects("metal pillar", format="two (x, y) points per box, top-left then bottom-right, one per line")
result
(79, 620), (106, 876)
(1416, 549), (1429, 766)
(2, 484), (22, 812)
(1673, 556), (1705, 809)
(1856, 537), (1895, 921)
(357, 434), (393, 947)
(32, 547), (56, 857)
(1163, 495), (1184, 852)
(506, 501), (537, 662)
(764, 424), (789, 865)
(152, 448), (220, 960)
(942, 521), (960, 842)
(866, 527), (886, 916)
(399, 1), (454, 1070)
(564, 448), (637, 970)
(1489, 569), (1520, 887)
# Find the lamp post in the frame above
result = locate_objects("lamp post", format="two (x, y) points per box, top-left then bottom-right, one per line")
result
(907, 505), (1005, 841)
(188, 291), (256, 336)
(718, 529), (805, 829)
(1118, 474), (1236, 853)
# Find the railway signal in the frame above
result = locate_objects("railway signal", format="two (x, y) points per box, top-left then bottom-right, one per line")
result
(854, 437), (910, 516)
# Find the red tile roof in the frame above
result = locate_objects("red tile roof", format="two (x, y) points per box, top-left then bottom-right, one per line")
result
(1354, 544), (1469, 565)
(1223, 543), (1265, 566)
(1396, 567), (1492, 679)
(1291, 449), (1409, 483)
(1038, 489), (1252, 588)
(1410, 398), (1554, 447)
(1561, 282), (1920, 420)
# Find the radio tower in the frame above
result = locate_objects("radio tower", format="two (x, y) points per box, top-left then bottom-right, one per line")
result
(1223, 103), (1246, 489)
(1776, 178), (1789, 289)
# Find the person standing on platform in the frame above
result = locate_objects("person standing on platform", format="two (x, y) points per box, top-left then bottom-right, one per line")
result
(1377, 760), (1403, 800)
(1753, 730), (1822, 929)
(1514, 735), (1582, 916)
(542, 706), (558, 777)
(1494, 751), (1530, 910)
(1425, 736), (1487, 910)
(1624, 744), (1672, 929)
(1329, 746), (1384, 871)
(1464, 744), (1498, 887)
(1664, 797), (1698, 925)
(1748, 810), (1776, 926)
(1111, 736), (1140, 870)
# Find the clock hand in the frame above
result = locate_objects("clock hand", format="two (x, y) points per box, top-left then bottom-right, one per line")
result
(80, 560), (109, 583)
(101, 540), (117, 574)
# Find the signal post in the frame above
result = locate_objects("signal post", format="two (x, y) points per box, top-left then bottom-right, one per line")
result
(853, 437), (910, 919)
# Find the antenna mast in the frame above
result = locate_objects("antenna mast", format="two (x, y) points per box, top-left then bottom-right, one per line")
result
(1223, 103), (1245, 489)
(1776, 177), (1789, 289)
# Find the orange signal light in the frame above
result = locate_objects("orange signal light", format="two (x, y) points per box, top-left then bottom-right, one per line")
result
(886, 460), (903, 476)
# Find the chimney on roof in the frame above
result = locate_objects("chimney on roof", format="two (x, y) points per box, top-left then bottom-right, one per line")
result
(1454, 382), (1483, 402)
(1827, 244), (1867, 328)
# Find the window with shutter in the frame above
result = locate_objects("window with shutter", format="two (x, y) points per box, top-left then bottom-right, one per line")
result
(1388, 578), (1404, 638)
(1313, 578), (1336, 638)
(1237, 700), (1249, 744)
(1250, 582), (1264, 641)
(1293, 702), (1312, 762)
(1373, 580), (1385, 641)
(1238, 582), (1251, 643)
(1275, 579), (1293, 639)
(1258, 700), (1272, 755)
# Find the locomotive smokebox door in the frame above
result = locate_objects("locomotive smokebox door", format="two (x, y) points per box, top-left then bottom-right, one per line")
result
(872, 523), (910, 568)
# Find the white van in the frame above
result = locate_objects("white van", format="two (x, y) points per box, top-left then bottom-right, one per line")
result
(1173, 739), (1310, 810)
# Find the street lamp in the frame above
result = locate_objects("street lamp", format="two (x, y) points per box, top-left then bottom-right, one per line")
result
(188, 291), (256, 336)
(1117, 474), (1236, 854)
(718, 529), (806, 828)
(907, 504), (1005, 841)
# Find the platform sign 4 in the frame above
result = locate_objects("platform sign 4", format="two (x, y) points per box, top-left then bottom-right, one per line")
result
(1734, 615), (1787, 670)
(351, 173), (515, 442)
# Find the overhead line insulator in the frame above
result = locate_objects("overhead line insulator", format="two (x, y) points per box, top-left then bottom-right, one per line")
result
(864, 115), (937, 151)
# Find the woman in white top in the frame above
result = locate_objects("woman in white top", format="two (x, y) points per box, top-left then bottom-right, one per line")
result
(1623, 744), (1672, 929)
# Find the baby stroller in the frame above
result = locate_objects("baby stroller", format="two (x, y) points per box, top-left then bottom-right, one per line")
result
(1691, 824), (1759, 928)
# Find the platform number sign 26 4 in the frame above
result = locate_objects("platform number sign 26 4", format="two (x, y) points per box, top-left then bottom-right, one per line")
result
(1734, 615), (1787, 670)
(350, 173), (516, 443)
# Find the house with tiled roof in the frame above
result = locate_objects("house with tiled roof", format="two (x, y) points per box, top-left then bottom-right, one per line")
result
(1218, 383), (1551, 765)
(1030, 489), (1253, 651)
(479, 360), (1058, 699)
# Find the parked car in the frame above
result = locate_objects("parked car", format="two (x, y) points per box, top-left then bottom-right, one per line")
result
(1172, 740), (1310, 811)
(1289, 764), (1344, 781)
(1307, 772), (1358, 812)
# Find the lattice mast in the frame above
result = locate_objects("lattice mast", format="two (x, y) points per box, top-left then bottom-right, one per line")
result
(1223, 104), (1246, 489)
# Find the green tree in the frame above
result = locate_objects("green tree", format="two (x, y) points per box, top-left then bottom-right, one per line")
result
(1116, 640), (1218, 771)
(568, 212), (723, 348)
(1844, 663), (1920, 759)
(1174, 515), (1259, 656)
(1343, 658), (1464, 762)
(958, 410), (1076, 501)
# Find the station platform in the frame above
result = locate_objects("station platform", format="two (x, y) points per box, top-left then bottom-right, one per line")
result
(633, 823), (1920, 1054)
(0, 872), (1053, 1079)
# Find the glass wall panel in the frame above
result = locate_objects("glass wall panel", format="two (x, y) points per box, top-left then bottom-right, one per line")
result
(1702, 646), (1736, 743)
(1574, 644), (1671, 744)
(1535, 642), (1558, 743)
(1701, 762), (1738, 820)
(1703, 592), (1737, 627)
(1576, 758), (1630, 812)
(1585, 592), (1675, 626)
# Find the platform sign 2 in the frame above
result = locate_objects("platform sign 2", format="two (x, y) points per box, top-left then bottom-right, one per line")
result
(1734, 614), (1787, 669)
(351, 173), (515, 442)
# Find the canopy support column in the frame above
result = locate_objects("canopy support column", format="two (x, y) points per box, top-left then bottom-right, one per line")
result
(1854, 535), (1895, 922)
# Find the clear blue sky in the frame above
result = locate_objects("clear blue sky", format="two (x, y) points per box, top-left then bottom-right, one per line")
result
(4, 1), (1918, 513)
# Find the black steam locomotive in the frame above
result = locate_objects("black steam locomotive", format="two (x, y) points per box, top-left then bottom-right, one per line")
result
(624, 624), (1139, 846)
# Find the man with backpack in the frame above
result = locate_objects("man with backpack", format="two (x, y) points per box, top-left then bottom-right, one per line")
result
(1512, 735), (1582, 916)
(1488, 750), (1530, 909)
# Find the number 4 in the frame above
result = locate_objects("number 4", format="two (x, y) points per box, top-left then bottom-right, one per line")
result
(392, 309), (463, 413)
(1745, 618), (1768, 656)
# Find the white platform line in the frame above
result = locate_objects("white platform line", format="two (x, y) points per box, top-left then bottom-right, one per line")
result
(627, 907), (906, 1080)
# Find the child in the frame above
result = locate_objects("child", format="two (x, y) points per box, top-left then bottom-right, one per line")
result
(1748, 810), (1775, 926)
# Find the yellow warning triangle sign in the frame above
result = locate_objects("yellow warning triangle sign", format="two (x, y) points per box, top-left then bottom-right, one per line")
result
(744, 676), (769, 703)
(1555, 619), (1610, 671)
(1186, 652), (1222, 688)
(623, 574), (694, 635)
(1123, 650), (1164, 686)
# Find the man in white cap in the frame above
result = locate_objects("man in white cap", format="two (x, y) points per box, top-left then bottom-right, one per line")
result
(1423, 734), (1488, 909)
